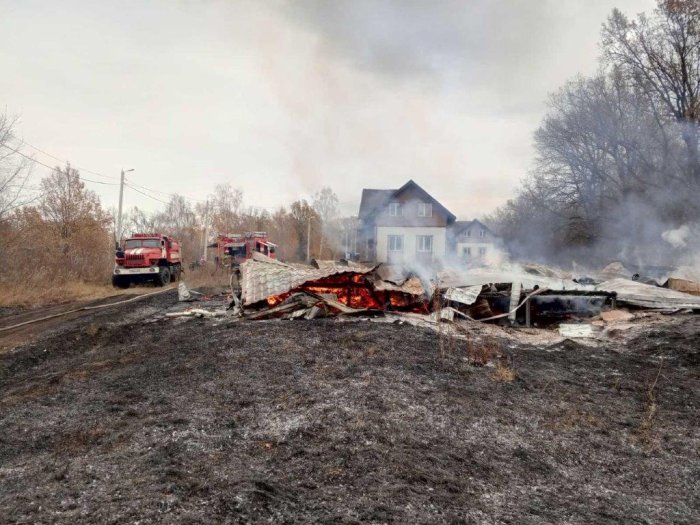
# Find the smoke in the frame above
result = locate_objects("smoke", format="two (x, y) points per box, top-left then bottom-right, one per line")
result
(660, 223), (700, 281)
(662, 225), (691, 249)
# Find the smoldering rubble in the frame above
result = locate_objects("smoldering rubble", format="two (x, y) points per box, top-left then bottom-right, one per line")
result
(1, 279), (698, 523)
(169, 254), (700, 343)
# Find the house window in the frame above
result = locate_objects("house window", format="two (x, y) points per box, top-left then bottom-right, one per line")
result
(479, 229), (486, 238)
(479, 247), (487, 256)
(417, 203), (432, 217)
(463, 247), (471, 257)
(388, 235), (403, 252)
(466, 230), (471, 237)
(388, 202), (402, 216)
(416, 235), (433, 253)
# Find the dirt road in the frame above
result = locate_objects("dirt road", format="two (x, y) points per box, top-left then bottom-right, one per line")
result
(0, 291), (698, 523)
(0, 286), (177, 353)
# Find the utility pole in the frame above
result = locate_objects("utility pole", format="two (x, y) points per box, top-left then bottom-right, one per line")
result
(307, 216), (311, 262)
(116, 168), (134, 248)
(353, 216), (358, 258)
(202, 199), (209, 262)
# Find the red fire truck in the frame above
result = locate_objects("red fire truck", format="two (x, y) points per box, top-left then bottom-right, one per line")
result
(112, 233), (182, 288)
(209, 232), (277, 269)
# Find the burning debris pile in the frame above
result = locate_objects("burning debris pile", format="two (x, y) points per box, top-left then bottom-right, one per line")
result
(172, 254), (700, 333)
(236, 254), (428, 319)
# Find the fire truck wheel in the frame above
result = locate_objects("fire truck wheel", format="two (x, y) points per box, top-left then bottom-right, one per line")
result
(156, 267), (171, 286)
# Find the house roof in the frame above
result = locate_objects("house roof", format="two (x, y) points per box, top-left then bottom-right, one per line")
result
(239, 253), (379, 305)
(358, 189), (395, 220)
(358, 180), (456, 222)
(451, 219), (494, 235)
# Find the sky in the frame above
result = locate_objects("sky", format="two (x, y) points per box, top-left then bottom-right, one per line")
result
(0, 0), (655, 219)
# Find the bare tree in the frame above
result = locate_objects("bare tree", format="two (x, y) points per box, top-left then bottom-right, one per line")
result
(154, 194), (201, 262)
(0, 112), (34, 221)
(490, 1), (700, 265)
(34, 163), (112, 280)
(290, 199), (319, 261)
(205, 183), (244, 234)
(266, 207), (299, 261)
(312, 187), (339, 258)
(39, 163), (109, 240)
(603, 0), (700, 181)
(124, 206), (158, 236)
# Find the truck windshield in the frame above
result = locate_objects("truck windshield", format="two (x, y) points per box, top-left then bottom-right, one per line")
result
(226, 245), (247, 257)
(125, 239), (161, 249)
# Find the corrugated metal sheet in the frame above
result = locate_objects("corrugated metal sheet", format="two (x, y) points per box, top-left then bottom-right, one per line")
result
(311, 259), (375, 274)
(240, 258), (378, 305)
(559, 324), (596, 338)
(443, 286), (483, 306)
(374, 264), (411, 284)
(664, 277), (700, 297)
(371, 275), (425, 296)
(596, 278), (700, 309)
(598, 261), (633, 280)
(437, 266), (589, 291)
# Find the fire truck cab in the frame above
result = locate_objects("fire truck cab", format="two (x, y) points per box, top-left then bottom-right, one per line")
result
(209, 232), (277, 269)
(113, 233), (182, 288)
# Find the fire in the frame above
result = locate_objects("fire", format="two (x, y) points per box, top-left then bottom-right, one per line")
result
(261, 272), (428, 314)
(267, 293), (289, 306)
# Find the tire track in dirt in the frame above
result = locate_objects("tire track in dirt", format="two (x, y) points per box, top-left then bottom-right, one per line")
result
(0, 287), (177, 353)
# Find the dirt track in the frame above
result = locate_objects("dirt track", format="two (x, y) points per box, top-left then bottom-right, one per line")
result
(0, 290), (698, 523)
(0, 287), (176, 353)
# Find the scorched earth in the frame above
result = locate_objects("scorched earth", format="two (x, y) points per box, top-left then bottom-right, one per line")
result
(0, 290), (698, 524)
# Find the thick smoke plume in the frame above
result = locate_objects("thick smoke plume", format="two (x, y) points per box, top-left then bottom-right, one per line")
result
(489, 1), (700, 274)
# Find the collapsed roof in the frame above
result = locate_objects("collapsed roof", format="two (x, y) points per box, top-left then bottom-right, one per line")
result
(239, 255), (381, 306)
(437, 265), (589, 292)
(596, 278), (700, 310)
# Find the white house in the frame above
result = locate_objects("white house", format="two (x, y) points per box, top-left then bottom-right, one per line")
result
(358, 180), (502, 267)
(450, 219), (499, 262)
(358, 180), (456, 266)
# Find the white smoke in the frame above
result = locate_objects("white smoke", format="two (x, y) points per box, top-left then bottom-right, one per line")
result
(662, 225), (690, 249)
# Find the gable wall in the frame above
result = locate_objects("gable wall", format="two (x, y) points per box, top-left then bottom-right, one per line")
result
(373, 186), (449, 227)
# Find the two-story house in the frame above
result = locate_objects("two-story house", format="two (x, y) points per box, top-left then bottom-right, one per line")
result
(449, 219), (498, 261)
(358, 180), (456, 265)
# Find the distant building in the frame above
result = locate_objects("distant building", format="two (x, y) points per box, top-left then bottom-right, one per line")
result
(449, 219), (499, 262)
(357, 180), (501, 266)
(358, 180), (456, 265)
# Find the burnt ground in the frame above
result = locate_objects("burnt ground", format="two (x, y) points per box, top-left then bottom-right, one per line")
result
(0, 290), (698, 524)
(0, 288), (174, 353)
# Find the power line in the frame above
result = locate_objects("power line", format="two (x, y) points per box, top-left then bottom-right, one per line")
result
(124, 177), (226, 207)
(7, 141), (217, 208)
(0, 144), (119, 186)
(17, 139), (118, 181)
(123, 182), (169, 204)
(124, 177), (282, 211)
(123, 179), (282, 213)
(2, 142), (294, 212)
(125, 178), (183, 198)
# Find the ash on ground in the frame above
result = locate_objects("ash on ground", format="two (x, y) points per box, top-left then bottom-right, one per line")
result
(0, 290), (698, 523)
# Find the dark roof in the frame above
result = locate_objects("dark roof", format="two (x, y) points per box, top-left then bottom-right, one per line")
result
(358, 180), (456, 222)
(358, 189), (395, 220)
(451, 219), (494, 235)
(452, 220), (473, 231)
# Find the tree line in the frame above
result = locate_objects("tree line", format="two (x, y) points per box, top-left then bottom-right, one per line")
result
(4, 0), (695, 290)
(0, 117), (352, 288)
(488, 0), (700, 266)
(120, 184), (349, 264)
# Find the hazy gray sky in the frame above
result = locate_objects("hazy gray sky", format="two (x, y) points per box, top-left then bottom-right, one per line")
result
(0, 0), (655, 218)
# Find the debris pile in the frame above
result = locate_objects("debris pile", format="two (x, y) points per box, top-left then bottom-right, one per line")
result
(237, 254), (427, 319)
(170, 255), (700, 337)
